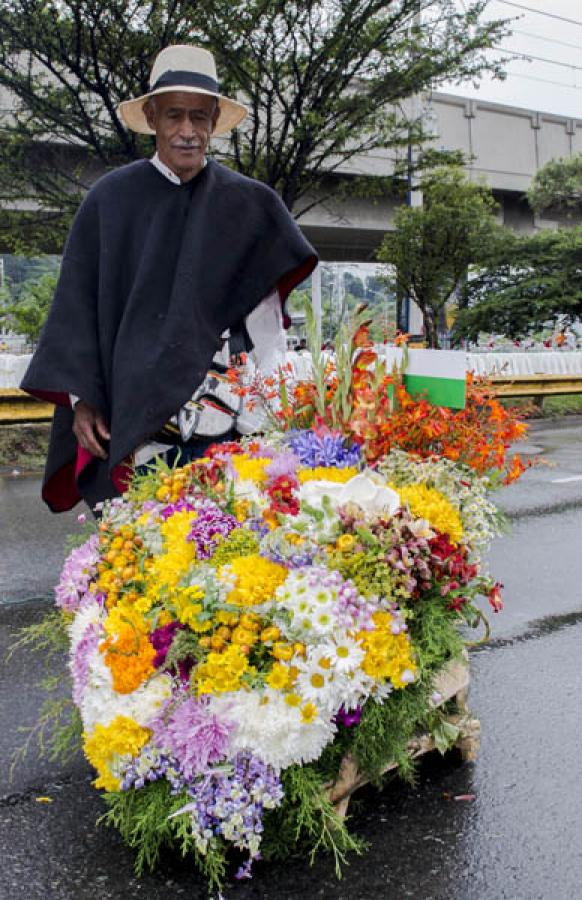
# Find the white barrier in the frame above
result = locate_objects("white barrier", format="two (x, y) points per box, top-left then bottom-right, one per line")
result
(466, 352), (582, 378)
(0, 353), (32, 388)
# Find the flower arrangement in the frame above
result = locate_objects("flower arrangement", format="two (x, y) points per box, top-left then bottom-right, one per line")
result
(51, 424), (509, 891)
(24, 307), (529, 893)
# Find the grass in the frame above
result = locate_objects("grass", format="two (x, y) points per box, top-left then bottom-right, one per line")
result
(501, 394), (582, 419)
(0, 423), (50, 470)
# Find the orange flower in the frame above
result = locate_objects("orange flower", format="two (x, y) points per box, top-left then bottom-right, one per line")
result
(101, 628), (156, 694)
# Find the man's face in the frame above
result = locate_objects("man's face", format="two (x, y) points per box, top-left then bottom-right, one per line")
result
(144, 91), (219, 182)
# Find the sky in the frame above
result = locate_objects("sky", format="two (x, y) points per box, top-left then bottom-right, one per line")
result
(442, 0), (582, 118)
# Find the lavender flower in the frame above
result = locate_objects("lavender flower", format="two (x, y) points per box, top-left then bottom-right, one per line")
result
(55, 534), (100, 611)
(287, 430), (361, 468)
(119, 744), (184, 793)
(259, 529), (318, 569)
(170, 752), (283, 864)
(149, 696), (234, 781)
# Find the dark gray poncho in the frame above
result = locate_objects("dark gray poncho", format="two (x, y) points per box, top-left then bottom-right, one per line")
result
(21, 158), (317, 510)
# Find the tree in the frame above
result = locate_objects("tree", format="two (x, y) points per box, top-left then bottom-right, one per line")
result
(0, 270), (58, 343)
(377, 167), (504, 347)
(452, 227), (582, 342)
(527, 153), (582, 220)
(0, 0), (509, 252)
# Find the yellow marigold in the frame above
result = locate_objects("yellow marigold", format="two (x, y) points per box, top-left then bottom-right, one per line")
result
(144, 510), (197, 603)
(83, 716), (151, 791)
(103, 603), (149, 638)
(172, 585), (211, 632)
(194, 645), (249, 695)
(266, 662), (291, 690)
(358, 611), (417, 689)
(231, 455), (271, 485)
(219, 554), (288, 607)
(396, 483), (463, 545)
(297, 466), (359, 484)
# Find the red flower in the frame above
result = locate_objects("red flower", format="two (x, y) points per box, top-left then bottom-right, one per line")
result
(447, 595), (468, 612)
(488, 581), (504, 613)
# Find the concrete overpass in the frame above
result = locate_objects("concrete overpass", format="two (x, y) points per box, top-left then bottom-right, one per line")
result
(299, 92), (582, 262)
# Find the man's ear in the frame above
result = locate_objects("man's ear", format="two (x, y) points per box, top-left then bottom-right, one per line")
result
(143, 98), (157, 131)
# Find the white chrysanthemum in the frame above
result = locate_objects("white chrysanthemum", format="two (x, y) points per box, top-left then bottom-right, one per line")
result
(69, 599), (104, 651)
(337, 667), (379, 710)
(295, 668), (334, 709)
(318, 635), (365, 673)
(81, 649), (172, 733)
(208, 689), (336, 771)
(274, 569), (346, 640)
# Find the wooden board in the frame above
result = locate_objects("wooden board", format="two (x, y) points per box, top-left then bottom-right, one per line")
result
(327, 656), (480, 818)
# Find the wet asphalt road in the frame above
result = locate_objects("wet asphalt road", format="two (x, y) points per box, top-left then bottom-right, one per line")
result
(1, 419), (582, 900)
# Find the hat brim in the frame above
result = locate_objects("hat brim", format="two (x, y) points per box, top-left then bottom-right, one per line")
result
(118, 86), (248, 136)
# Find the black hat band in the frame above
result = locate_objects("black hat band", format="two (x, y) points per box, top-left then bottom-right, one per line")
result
(150, 70), (219, 94)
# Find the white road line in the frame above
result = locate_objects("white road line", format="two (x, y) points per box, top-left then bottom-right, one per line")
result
(551, 475), (582, 484)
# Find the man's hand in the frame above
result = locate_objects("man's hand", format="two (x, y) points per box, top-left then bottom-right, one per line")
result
(73, 400), (111, 460)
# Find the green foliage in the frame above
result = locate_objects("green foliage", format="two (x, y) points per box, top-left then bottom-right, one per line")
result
(8, 609), (83, 776)
(261, 765), (365, 873)
(7, 606), (69, 663)
(427, 706), (461, 755)
(351, 685), (429, 783)
(0, 271), (58, 343)
(377, 167), (505, 347)
(527, 153), (582, 217)
(454, 226), (582, 341)
(0, 0), (510, 251)
(407, 599), (465, 678)
(100, 782), (228, 888)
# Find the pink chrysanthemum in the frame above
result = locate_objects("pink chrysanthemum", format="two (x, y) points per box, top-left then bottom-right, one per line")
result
(149, 696), (234, 781)
(55, 535), (100, 611)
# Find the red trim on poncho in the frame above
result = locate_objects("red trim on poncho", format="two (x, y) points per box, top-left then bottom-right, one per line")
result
(42, 449), (133, 513)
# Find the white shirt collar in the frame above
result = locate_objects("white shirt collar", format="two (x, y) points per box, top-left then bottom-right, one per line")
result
(150, 152), (207, 185)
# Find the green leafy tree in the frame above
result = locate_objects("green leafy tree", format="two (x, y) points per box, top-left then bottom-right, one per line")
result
(0, 0), (509, 252)
(0, 270), (58, 343)
(527, 153), (582, 220)
(453, 227), (582, 342)
(377, 167), (504, 348)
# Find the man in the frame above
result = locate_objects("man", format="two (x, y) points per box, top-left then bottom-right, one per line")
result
(21, 45), (317, 511)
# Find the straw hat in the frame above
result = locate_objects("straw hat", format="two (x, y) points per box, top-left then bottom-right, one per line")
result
(118, 45), (248, 136)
